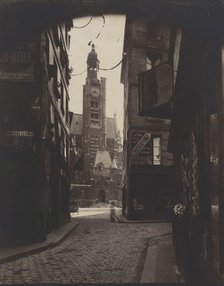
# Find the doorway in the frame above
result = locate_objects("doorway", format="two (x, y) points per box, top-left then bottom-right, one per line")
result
(99, 189), (106, 203)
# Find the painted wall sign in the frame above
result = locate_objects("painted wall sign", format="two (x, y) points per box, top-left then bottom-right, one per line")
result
(131, 131), (152, 165)
(138, 63), (173, 115)
(0, 42), (35, 81)
(131, 132), (151, 157)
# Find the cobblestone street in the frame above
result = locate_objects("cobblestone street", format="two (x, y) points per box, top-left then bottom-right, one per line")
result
(0, 209), (171, 284)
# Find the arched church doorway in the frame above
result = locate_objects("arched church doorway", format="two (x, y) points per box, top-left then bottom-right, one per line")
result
(99, 189), (106, 203)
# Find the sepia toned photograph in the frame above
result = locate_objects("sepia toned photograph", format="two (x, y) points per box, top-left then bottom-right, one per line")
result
(0, 0), (223, 284)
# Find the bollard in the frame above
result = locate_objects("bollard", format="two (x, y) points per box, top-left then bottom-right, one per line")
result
(110, 205), (115, 222)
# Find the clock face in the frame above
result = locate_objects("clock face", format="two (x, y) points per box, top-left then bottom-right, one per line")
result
(90, 87), (100, 97)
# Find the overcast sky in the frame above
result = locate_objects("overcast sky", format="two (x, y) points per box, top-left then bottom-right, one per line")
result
(69, 15), (126, 136)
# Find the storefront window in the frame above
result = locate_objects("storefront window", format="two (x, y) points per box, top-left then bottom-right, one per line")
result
(153, 137), (161, 165)
(209, 113), (219, 269)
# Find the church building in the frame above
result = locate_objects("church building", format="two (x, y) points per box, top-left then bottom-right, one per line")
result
(70, 44), (122, 206)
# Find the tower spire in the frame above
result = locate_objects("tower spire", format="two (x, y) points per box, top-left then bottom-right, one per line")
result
(86, 43), (100, 79)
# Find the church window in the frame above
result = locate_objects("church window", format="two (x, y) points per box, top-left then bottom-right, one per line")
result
(91, 113), (99, 120)
(91, 101), (99, 108)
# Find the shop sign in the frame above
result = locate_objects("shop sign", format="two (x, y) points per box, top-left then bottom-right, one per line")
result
(138, 63), (173, 115)
(7, 130), (34, 137)
(0, 42), (35, 81)
(0, 130), (34, 148)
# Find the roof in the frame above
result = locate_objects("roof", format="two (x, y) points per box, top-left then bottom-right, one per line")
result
(70, 113), (83, 135)
(94, 150), (112, 168)
(70, 114), (117, 139)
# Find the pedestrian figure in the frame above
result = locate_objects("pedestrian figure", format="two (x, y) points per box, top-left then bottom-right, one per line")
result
(70, 199), (79, 214)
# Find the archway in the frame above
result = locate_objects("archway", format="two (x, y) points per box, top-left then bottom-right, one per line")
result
(0, 1), (222, 45)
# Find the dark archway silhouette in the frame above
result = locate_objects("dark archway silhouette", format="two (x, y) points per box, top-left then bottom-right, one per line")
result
(0, 1), (222, 46)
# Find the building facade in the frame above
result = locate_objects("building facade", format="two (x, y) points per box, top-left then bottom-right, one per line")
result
(168, 26), (224, 283)
(70, 45), (122, 206)
(130, 14), (224, 284)
(0, 20), (73, 246)
(120, 17), (177, 220)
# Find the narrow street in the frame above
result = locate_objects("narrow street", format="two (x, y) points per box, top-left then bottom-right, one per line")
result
(0, 209), (171, 284)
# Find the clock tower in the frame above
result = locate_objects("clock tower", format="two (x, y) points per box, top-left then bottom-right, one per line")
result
(82, 44), (106, 175)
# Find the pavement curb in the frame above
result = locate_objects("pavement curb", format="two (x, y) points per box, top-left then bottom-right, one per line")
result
(140, 235), (178, 283)
(114, 214), (184, 283)
(0, 221), (79, 264)
(114, 214), (170, 224)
